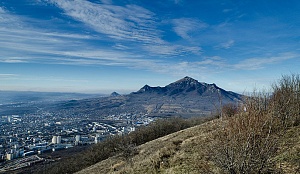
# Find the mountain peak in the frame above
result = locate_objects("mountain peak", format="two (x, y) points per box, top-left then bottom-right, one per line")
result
(180, 76), (197, 82)
(110, 92), (120, 97)
(138, 84), (156, 93)
(168, 76), (200, 87)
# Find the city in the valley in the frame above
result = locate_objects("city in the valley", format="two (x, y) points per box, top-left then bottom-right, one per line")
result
(0, 104), (155, 171)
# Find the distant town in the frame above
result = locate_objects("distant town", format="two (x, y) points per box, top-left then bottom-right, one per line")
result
(0, 108), (156, 172)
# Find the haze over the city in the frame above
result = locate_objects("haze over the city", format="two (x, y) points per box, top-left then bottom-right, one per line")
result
(1, 0), (299, 93)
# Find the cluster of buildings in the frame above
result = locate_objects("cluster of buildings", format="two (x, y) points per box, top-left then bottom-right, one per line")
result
(0, 111), (155, 162)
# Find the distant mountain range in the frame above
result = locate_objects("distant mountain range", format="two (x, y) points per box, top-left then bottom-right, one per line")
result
(0, 91), (103, 116)
(52, 77), (243, 117)
(0, 91), (102, 104)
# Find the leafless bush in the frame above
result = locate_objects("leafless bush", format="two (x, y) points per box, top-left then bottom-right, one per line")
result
(209, 74), (300, 173)
(271, 74), (300, 127)
(222, 103), (239, 117)
(119, 143), (138, 162)
(209, 91), (281, 174)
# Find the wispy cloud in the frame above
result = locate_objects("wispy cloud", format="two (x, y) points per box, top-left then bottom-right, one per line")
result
(0, 58), (27, 63)
(0, 74), (18, 77)
(234, 53), (298, 70)
(172, 18), (208, 40)
(0, 6), (17, 24)
(142, 52), (298, 77)
(0, 10), (159, 68)
(49, 0), (163, 44)
(196, 56), (227, 67)
(20, 76), (90, 83)
(216, 39), (235, 49)
(0, 6), (5, 13)
(113, 44), (130, 50)
(100, 0), (113, 5)
(143, 44), (201, 56)
(0, 74), (19, 80)
(0, 9), (99, 63)
(49, 0), (205, 56)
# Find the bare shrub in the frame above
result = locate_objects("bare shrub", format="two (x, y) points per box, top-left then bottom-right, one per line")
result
(222, 103), (239, 117)
(209, 91), (281, 174)
(119, 143), (138, 162)
(271, 74), (300, 127)
(208, 74), (300, 173)
(210, 116), (280, 173)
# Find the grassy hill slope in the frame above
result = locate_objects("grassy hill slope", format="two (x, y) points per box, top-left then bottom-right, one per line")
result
(76, 118), (300, 174)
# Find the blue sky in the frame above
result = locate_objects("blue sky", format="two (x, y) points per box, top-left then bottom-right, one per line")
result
(0, 0), (300, 94)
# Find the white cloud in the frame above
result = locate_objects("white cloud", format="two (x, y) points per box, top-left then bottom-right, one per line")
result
(33, 0), (202, 57)
(172, 18), (208, 39)
(113, 44), (130, 50)
(217, 39), (235, 49)
(0, 74), (19, 80)
(42, 32), (91, 39)
(139, 53), (298, 77)
(196, 56), (226, 67)
(0, 58), (27, 63)
(234, 53), (298, 70)
(0, 7), (5, 13)
(0, 6), (15, 23)
(0, 0), (205, 66)
(100, 0), (113, 4)
(143, 44), (201, 56)
(0, 74), (18, 77)
(49, 0), (163, 44)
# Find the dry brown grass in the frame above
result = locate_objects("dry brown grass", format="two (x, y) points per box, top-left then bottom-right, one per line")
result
(75, 120), (220, 174)
(76, 118), (299, 174)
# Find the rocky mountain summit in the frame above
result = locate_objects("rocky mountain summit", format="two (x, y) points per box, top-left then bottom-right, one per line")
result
(136, 76), (239, 98)
(128, 76), (242, 115)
